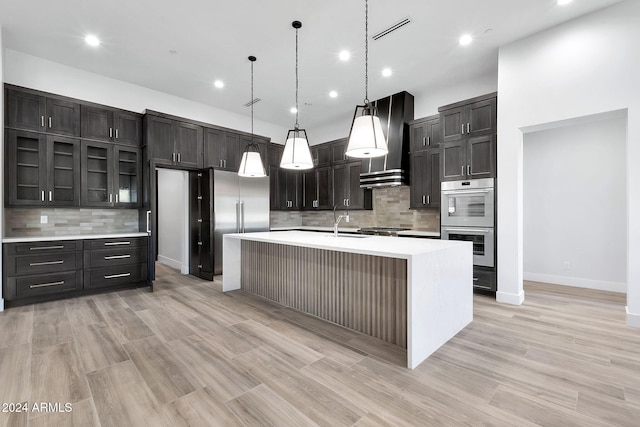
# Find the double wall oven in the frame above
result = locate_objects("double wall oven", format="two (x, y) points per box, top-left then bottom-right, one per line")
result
(441, 178), (496, 291)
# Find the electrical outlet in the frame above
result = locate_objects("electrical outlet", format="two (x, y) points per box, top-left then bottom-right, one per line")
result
(562, 261), (571, 270)
(40, 215), (48, 224)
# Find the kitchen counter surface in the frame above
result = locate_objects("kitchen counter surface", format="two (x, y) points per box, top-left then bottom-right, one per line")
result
(228, 230), (455, 258)
(2, 232), (148, 243)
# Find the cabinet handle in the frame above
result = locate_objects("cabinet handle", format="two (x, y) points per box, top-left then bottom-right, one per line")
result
(29, 260), (64, 266)
(109, 194), (113, 203)
(49, 190), (52, 202)
(422, 195), (426, 204)
(30, 280), (65, 289)
(224, 159), (226, 168)
(115, 129), (119, 139)
(104, 273), (131, 279)
(422, 137), (426, 146)
(220, 159), (223, 168)
(427, 195), (430, 204)
(29, 245), (64, 251)
(115, 194), (119, 203)
(461, 124), (465, 134)
(110, 128), (113, 138)
(41, 116), (45, 127)
(467, 165), (471, 175)
(427, 136), (430, 146)
(104, 255), (131, 260)
(104, 241), (131, 246)
(41, 190), (45, 202)
(467, 123), (470, 133)
(461, 166), (465, 176)
(177, 153), (181, 163)
(172, 153), (176, 162)
(48, 117), (52, 128)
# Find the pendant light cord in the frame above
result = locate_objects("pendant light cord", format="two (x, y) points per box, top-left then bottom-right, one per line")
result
(295, 25), (300, 130)
(250, 59), (254, 141)
(364, 0), (369, 105)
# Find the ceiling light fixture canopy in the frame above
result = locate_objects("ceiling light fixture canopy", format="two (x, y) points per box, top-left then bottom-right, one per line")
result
(345, 0), (388, 159)
(238, 56), (267, 178)
(280, 20), (314, 170)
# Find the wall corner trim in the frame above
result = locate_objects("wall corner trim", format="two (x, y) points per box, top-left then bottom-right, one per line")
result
(626, 306), (640, 328)
(0, 298), (4, 312)
(496, 290), (525, 306)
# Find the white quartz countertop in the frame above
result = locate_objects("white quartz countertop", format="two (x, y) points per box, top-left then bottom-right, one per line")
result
(226, 230), (464, 258)
(2, 232), (149, 243)
(270, 226), (440, 238)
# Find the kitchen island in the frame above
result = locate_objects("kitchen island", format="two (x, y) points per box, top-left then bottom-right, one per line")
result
(223, 230), (472, 369)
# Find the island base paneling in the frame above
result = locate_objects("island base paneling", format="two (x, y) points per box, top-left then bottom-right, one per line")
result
(241, 241), (407, 348)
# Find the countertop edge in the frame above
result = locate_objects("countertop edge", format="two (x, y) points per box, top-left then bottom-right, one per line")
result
(2, 232), (149, 243)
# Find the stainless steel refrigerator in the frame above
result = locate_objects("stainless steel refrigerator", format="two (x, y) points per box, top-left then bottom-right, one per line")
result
(212, 169), (269, 275)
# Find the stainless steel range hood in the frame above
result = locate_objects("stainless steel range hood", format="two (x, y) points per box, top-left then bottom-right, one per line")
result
(359, 91), (414, 188)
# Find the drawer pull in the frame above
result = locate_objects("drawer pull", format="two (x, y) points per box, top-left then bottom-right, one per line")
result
(104, 242), (131, 246)
(104, 255), (131, 260)
(29, 260), (64, 266)
(104, 273), (131, 279)
(29, 245), (65, 251)
(30, 280), (65, 289)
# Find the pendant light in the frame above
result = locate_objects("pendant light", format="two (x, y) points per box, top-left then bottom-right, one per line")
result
(238, 55), (267, 177)
(280, 20), (314, 170)
(345, 0), (388, 158)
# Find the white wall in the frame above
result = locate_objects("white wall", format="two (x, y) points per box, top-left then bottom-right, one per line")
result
(523, 113), (627, 293)
(309, 74), (497, 144)
(497, 0), (640, 327)
(157, 169), (189, 273)
(3, 49), (287, 141)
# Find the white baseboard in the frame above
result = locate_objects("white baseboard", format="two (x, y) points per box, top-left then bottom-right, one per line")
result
(158, 255), (183, 271)
(496, 290), (525, 305)
(524, 272), (626, 294)
(627, 307), (640, 328)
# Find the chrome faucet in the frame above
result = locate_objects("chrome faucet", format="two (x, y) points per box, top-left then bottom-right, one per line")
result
(333, 204), (350, 237)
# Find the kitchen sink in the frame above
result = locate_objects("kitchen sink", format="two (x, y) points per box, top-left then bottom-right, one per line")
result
(322, 233), (370, 239)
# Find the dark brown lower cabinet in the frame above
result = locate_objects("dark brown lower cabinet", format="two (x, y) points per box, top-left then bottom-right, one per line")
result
(2, 236), (148, 306)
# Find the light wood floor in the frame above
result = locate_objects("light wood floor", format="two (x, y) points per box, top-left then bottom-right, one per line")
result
(1, 263), (639, 426)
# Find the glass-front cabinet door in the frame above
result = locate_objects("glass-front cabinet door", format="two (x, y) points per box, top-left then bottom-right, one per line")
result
(114, 146), (141, 207)
(81, 141), (113, 207)
(48, 135), (81, 206)
(6, 130), (47, 205)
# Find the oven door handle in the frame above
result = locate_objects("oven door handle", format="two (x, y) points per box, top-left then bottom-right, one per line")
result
(442, 227), (492, 233)
(442, 189), (491, 195)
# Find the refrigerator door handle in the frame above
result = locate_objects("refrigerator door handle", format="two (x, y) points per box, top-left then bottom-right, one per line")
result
(235, 201), (241, 233)
(240, 201), (245, 233)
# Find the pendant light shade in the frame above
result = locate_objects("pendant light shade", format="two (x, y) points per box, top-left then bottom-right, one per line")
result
(280, 20), (313, 170)
(345, 0), (388, 159)
(238, 55), (266, 178)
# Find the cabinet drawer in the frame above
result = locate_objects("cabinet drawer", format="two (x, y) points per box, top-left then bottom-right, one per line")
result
(84, 236), (147, 250)
(84, 246), (147, 268)
(84, 263), (147, 289)
(10, 271), (82, 299)
(5, 240), (83, 255)
(473, 266), (496, 291)
(6, 251), (82, 276)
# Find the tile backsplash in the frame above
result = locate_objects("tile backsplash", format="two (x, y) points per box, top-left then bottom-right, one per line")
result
(4, 208), (140, 237)
(270, 186), (440, 231)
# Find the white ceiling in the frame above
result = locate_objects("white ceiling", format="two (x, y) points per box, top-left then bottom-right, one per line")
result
(0, 0), (622, 130)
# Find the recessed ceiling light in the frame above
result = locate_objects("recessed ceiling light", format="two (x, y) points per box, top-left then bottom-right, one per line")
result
(290, 107), (298, 114)
(459, 34), (473, 46)
(329, 90), (338, 98)
(557, 0), (573, 5)
(85, 34), (100, 47)
(382, 68), (392, 77)
(339, 50), (350, 61)
(214, 80), (224, 89)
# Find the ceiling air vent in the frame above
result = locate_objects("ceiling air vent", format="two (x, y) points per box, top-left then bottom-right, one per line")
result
(244, 98), (261, 107)
(372, 18), (411, 41)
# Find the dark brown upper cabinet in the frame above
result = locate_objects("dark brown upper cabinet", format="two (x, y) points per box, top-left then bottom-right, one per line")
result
(145, 114), (203, 169)
(6, 88), (80, 136)
(410, 149), (440, 209)
(80, 140), (141, 208)
(439, 93), (497, 182)
(81, 105), (141, 146)
(302, 166), (332, 210)
(410, 115), (440, 153)
(5, 129), (81, 207)
(332, 161), (371, 210)
(204, 128), (267, 172)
